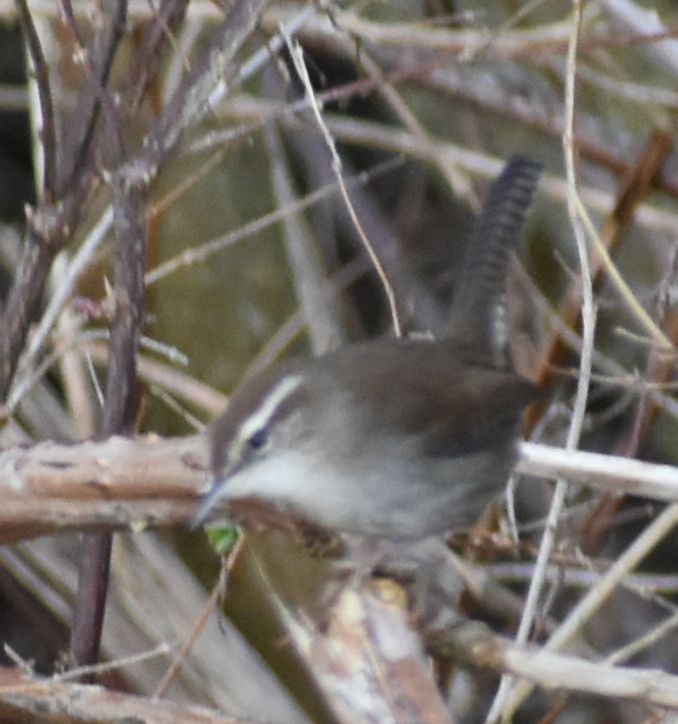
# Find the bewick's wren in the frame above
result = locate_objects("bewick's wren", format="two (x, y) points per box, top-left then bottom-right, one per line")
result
(193, 157), (542, 539)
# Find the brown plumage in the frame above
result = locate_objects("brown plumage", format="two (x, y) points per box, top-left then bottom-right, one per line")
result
(196, 156), (543, 538)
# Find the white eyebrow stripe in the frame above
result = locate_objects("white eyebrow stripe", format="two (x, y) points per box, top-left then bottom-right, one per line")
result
(238, 374), (303, 443)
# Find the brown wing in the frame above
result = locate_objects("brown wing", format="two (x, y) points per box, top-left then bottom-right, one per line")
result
(322, 337), (539, 458)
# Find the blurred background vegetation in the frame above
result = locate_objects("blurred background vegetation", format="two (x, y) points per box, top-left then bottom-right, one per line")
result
(0, 1), (677, 721)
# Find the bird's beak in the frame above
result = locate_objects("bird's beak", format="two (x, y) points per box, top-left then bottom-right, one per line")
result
(190, 476), (228, 529)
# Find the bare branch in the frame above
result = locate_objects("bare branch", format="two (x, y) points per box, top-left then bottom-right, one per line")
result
(0, 670), (238, 723)
(15, 0), (57, 198)
(58, 0), (128, 189)
(0, 437), (676, 541)
(436, 619), (678, 712)
(517, 442), (678, 502)
(0, 435), (204, 542)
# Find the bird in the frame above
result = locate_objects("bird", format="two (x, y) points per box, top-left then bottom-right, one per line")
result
(192, 156), (543, 541)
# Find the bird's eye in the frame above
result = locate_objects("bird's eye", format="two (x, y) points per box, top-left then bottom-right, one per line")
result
(247, 428), (268, 450)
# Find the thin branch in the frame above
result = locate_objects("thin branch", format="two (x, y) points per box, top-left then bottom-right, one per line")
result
(265, 124), (346, 355)
(219, 99), (678, 234)
(489, 4), (595, 716)
(2, 641), (174, 690)
(605, 609), (678, 666)
(267, 4), (576, 57)
(285, 34), (402, 337)
(15, 0), (56, 198)
(435, 619), (678, 712)
(121, 0), (189, 113)
(58, 0), (128, 189)
(85, 341), (227, 417)
(0, 0), (273, 404)
(503, 503), (678, 714)
(11, 206), (113, 395)
(528, 131), (672, 413)
(144, 158), (401, 286)
(0, 671), (237, 722)
(356, 48), (475, 205)
(599, 0), (678, 75)
(138, 0), (271, 175)
(152, 560), (227, 698)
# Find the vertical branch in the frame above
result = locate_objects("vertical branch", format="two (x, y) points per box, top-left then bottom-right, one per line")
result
(264, 124), (346, 355)
(0, 209), (67, 401)
(68, 0), (271, 673)
(102, 173), (147, 438)
(0, 0), (127, 400)
(67, 0), (137, 673)
(122, 0), (189, 113)
(69, 170), (147, 670)
(58, 0), (129, 191)
(0, 0), (61, 401)
(15, 0), (57, 199)
(489, 1), (595, 720)
(5, 0), (271, 672)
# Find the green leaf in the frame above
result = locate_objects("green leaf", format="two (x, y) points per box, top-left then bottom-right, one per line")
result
(205, 524), (239, 556)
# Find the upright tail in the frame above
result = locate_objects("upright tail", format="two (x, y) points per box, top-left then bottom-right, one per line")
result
(445, 156), (542, 369)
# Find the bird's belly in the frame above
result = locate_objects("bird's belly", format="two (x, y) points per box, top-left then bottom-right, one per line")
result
(307, 446), (516, 538)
